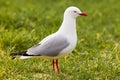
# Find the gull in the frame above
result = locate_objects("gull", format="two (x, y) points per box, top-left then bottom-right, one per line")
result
(10, 6), (88, 73)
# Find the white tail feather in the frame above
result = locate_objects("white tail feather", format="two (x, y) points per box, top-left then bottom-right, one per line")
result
(20, 56), (32, 59)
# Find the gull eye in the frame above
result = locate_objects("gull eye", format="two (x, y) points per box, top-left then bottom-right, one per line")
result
(74, 11), (77, 13)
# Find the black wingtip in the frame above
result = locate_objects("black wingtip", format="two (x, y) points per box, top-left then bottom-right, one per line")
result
(10, 51), (27, 56)
(10, 51), (36, 59)
(10, 53), (17, 56)
(10, 51), (27, 59)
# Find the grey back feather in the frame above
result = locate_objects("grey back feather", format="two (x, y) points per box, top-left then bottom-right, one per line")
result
(27, 34), (69, 56)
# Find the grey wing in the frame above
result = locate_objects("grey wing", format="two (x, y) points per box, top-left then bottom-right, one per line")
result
(27, 34), (69, 56)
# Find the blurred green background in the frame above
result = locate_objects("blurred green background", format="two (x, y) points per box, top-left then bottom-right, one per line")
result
(0, 0), (120, 80)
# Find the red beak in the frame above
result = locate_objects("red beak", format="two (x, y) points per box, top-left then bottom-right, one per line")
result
(79, 12), (88, 16)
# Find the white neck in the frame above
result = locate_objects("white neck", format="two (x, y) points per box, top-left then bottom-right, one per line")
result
(58, 14), (77, 36)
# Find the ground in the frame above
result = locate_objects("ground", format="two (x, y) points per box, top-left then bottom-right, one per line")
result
(0, 0), (120, 80)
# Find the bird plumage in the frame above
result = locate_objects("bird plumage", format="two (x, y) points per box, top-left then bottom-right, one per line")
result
(10, 6), (88, 73)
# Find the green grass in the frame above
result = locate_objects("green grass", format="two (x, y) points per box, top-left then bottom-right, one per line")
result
(0, 0), (120, 79)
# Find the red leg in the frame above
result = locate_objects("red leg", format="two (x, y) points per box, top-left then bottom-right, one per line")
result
(52, 59), (55, 71)
(56, 59), (60, 73)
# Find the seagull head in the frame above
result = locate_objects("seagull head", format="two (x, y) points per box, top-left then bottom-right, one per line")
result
(64, 6), (88, 18)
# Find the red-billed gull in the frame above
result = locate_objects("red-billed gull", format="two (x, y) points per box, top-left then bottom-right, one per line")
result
(10, 6), (88, 73)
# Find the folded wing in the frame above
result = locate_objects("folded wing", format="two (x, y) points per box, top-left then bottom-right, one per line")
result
(27, 34), (69, 57)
